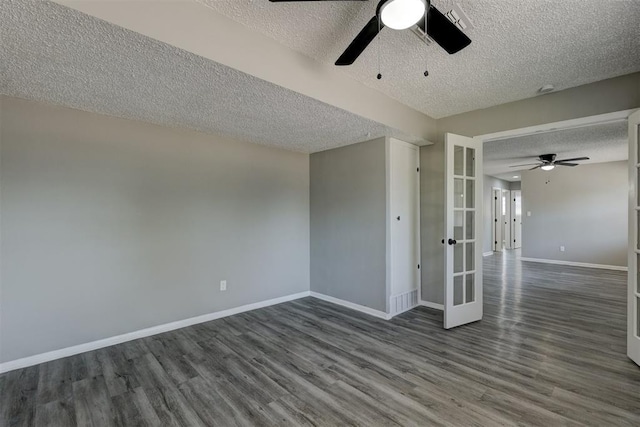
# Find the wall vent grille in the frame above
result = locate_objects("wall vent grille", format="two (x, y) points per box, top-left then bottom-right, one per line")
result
(390, 289), (419, 317)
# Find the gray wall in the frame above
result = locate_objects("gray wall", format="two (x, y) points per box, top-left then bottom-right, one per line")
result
(521, 161), (627, 267)
(483, 176), (511, 254)
(438, 73), (640, 139)
(420, 144), (444, 305)
(510, 182), (521, 191)
(0, 96), (310, 363)
(310, 138), (387, 312)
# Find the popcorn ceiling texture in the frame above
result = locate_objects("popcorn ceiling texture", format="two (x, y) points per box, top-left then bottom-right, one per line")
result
(0, 0), (415, 153)
(200, 0), (640, 118)
(484, 121), (628, 181)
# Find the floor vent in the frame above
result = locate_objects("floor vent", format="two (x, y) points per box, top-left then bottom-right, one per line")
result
(390, 289), (419, 317)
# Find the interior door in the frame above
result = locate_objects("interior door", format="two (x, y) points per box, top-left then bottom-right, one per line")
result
(444, 133), (483, 329)
(390, 139), (420, 313)
(512, 190), (522, 249)
(492, 188), (501, 251)
(502, 190), (511, 249)
(628, 110), (640, 366)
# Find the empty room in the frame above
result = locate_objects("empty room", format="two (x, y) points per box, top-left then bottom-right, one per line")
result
(1, 0), (640, 426)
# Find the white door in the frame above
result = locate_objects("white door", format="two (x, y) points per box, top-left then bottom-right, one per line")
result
(444, 133), (483, 329)
(502, 190), (511, 249)
(512, 190), (522, 249)
(628, 110), (640, 366)
(390, 139), (420, 315)
(492, 188), (501, 251)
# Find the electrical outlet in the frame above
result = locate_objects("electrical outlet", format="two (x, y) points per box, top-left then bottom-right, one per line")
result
(560, 246), (565, 252)
(220, 280), (227, 291)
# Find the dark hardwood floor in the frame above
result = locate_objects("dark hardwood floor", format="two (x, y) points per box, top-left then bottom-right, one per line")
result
(2, 251), (639, 426)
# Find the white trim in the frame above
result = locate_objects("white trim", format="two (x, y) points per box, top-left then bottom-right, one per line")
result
(310, 292), (391, 320)
(483, 251), (494, 257)
(520, 257), (627, 272)
(389, 137), (421, 151)
(420, 300), (444, 311)
(476, 109), (635, 142)
(0, 291), (311, 374)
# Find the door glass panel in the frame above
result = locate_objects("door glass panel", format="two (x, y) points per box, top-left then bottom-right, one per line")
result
(454, 275), (464, 305)
(466, 179), (475, 209)
(465, 274), (474, 303)
(466, 242), (475, 271)
(454, 146), (464, 176)
(465, 211), (475, 240)
(466, 148), (475, 177)
(454, 211), (464, 240)
(454, 179), (464, 208)
(454, 243), (463, 273)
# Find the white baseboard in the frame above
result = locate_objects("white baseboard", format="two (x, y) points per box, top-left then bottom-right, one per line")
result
(310, 292), (391, 320)
(0, 290), (311, 374)
(520, 257), (627, 272)
(483, 251), (494, 257)
(419, 300), (444, 311)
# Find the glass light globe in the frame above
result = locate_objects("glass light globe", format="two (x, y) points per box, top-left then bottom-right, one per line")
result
(380, 0), (427, 31)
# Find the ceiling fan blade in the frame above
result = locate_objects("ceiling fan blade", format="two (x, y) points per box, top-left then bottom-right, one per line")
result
(416, 5), (471, 54)
(509, 163), (541, 167)
(555, 162), (579, 167)
(529, 165), (542, 170)
(335, 16), (382, 66)
(555, 157), (590, 163)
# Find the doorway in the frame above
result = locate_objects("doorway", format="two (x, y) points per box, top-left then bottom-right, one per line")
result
(491, 187), (521, 252)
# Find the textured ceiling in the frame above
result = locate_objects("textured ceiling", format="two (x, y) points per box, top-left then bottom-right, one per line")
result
(483, 121), (628, 182)
(0, 0), (423, 153)
(200, 0), (640, 118)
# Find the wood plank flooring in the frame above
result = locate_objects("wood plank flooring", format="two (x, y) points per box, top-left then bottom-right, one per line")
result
(2, 251), (639, 426)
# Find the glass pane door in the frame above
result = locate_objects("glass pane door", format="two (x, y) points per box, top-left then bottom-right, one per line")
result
(445, 133), (483, 329)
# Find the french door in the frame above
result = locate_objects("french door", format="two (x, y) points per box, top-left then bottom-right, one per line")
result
(444, 133), (483, 329)
(628, 110), (640, 366)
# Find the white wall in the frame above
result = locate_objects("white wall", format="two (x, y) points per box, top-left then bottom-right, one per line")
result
(521, 161), (627, 267)
(0, 96), (310, 363)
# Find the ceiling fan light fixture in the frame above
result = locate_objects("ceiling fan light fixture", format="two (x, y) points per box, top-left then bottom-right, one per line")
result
(541, 165), (555, 171)
(380, 0), (427, 30)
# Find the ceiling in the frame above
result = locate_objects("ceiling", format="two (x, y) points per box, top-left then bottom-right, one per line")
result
(483, 121), (628, 182)
(200, 0), (640, 119)
(0, 0), (424, 153)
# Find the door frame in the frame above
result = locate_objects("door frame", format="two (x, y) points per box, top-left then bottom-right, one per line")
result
(474, 108), (636, 359)
(628, 109), (640, 366)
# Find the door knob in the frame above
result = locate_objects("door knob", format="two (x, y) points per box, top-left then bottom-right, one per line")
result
(397, 216), (400, 221)
(448, 238), (457, 245)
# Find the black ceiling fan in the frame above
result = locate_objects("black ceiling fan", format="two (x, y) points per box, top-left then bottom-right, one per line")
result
(510, 154), (591, 171)
(269, 0), (472, 66)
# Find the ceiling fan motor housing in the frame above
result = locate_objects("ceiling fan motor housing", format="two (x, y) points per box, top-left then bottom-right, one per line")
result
(539, 154), (556, 163)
